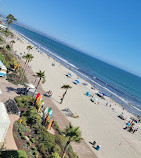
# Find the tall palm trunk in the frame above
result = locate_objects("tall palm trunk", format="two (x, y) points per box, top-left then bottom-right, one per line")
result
(32, 77), (41, 97)
(19, 60), (27, 82)
(20, 60), (29, 84)
(61, 140), (70, 158)
(60, 89), (67, 104)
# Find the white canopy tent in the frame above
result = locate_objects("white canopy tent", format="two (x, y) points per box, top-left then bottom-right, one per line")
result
(24, 83), (35, 89)
(0, 102), (10, 142)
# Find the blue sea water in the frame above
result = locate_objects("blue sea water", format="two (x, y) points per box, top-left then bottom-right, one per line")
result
(11, 24), (141, 117)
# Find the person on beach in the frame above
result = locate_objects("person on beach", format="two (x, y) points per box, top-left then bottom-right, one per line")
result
(46, 90), (52, 97)
(132, 128), (138, 134)
(124, 121), (130, 130)
(128, 126), (134, 133)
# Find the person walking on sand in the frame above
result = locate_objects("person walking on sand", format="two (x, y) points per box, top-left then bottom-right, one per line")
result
(132, 128), (138, 134)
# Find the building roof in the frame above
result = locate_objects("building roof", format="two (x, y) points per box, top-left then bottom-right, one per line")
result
(0, 60), (7, 70)
(0, 102), (10, 124)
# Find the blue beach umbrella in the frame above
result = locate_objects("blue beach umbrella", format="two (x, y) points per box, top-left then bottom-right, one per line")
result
(75, 80), (80, 84)
(86, 92), (91, 96)
(102, 93), (107, 96)
(68, 73), (72, 77)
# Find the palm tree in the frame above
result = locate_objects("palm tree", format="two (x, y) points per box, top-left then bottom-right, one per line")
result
(20, 53), (34, 83)
(61, 123), (82, 158)
(60, 85), (72, 104)
(5, 44), (11, 51)
(33, 70), (46, 97)
(6, 14), (17, 29)
(26, 45), (33, 52)
(10, 40), (15, 46)
(22, 53), (34, 66)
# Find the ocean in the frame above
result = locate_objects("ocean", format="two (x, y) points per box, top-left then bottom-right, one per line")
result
(11, 23), (141, 117)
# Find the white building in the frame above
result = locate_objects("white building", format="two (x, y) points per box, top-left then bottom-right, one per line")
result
(0, 60), (7, 77)
(0, 21), (7, 31)
(0, 102), (10, 142)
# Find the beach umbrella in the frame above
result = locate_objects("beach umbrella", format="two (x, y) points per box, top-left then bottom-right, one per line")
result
(86, 92), (91, 96)
(68, 73), (72, 77)
(75, 80), (80, 84)
(102, 93), (107, 96)
(94, 98), (98, 101)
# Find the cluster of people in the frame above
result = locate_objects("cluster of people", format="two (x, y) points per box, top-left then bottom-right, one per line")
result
(124, 120), (138, 134)
(46, 90), (52, 97)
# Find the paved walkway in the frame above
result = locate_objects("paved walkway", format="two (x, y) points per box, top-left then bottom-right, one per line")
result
(0, 78), (19, 150)
(5, 114), (19, 150)
(16, 55), (97, 158)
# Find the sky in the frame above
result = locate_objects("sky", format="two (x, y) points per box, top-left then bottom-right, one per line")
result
(0, 0), (141, 76)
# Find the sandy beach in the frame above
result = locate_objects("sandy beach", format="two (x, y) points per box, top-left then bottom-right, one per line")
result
(10, 31), (141, 158)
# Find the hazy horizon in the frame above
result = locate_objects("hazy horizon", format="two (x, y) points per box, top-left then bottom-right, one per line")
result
(0, 0), (141, 76)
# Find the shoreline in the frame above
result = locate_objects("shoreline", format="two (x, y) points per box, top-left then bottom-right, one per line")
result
(11, 28), (141, 118)
(9, 29), (141, 158)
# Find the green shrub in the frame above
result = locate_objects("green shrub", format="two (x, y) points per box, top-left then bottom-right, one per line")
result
(67, 145), (78, 158)
(0, 150), (27, 158)
(49, 152), (61, 158)
(20, 131), (24, 136)
(52, 144), (61, 154)
(38, 143), (48, 155)
(55, 135), (67, 150)
(15, 122), (30, 133)
(21, 116), (27, 126)
(34, 150), (39, 156)
(15, 96), (33, 108)
(6, 73), (20, 85)
(54, 121), (63, 135)
(32, 146), (37, 151)
(22, 136), (27, 140)
(28, 141), (32, 147)
(31, 138), (35, 143)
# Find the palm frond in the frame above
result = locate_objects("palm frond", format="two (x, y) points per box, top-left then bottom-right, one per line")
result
(61, 84), (72, 89)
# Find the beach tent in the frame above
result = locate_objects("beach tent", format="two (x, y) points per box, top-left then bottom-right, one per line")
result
(86, 92), (91, 96)
(68, 73), (72, 77)
(24, 83), (35, 89)
(27, 88), (37, 97)
(75, 80), (80, 84)
(0, 102), (10, 142)
(0, 60), (7, 77)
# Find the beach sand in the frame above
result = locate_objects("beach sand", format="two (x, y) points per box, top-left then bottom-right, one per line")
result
(11, 32), (141, 158)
